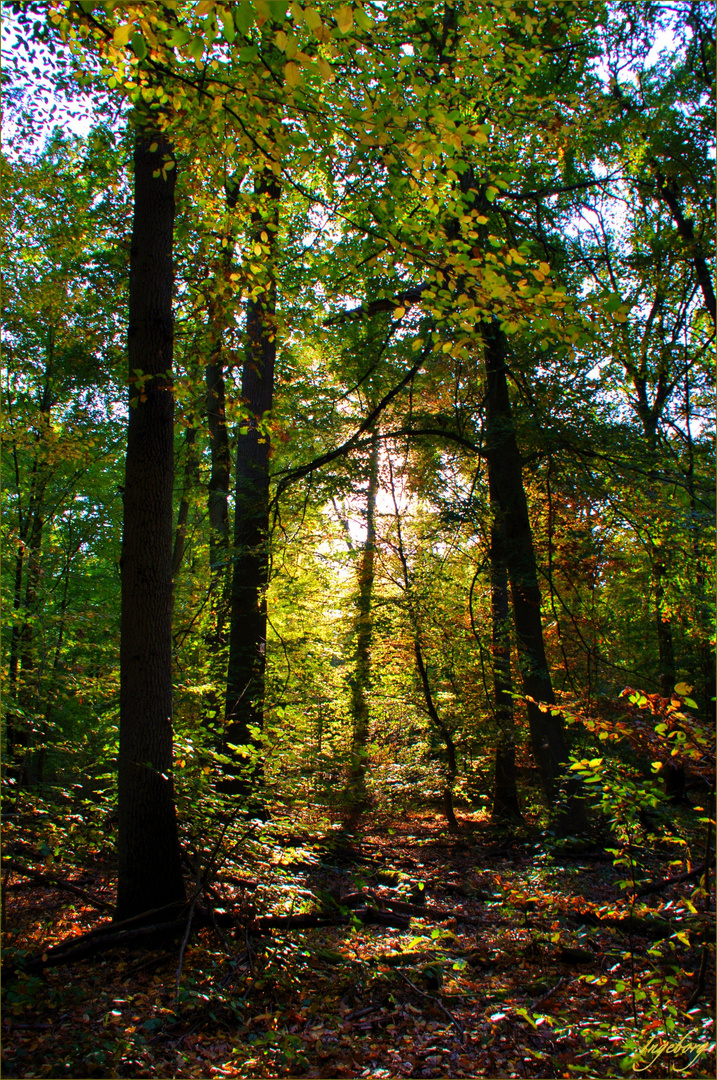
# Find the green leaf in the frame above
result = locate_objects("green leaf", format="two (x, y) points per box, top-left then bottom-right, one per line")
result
(266, 0), (288, 21)
(131, 32), (147, 59)
(219, 8), (236, 41)
(234, 2), (255, 34)
(169, 29), (193, 46)
(187, 36), (205, 61)
(354, 6), (373, 29)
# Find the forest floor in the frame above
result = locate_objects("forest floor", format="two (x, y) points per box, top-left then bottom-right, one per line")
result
(1, 804), (714, 1079)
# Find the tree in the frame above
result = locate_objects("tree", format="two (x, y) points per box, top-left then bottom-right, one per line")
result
(116, 128), (185, 921)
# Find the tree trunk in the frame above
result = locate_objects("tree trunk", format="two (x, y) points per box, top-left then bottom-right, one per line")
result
(483, 321), (586, 831)
(389, 462), (459, 832)
(489, 473), (522, 822)
(171, 426), (199, 582)
(116, 130), (185, 923)
(223, 170), (280, 791)
(347, 429), (380, 808)
(205, 182), (235, 653)
(654, 558), (676, 696)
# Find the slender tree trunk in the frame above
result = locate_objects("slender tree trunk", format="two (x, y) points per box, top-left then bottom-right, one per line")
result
(206, 356), (230, 633)
(389, 462), (459, 832)
(171, 426), (199, 582)
(654, 559), (676, 696)
(347, 429), (380, 808)
(16, 440), (51, 787)
(413, 637), (460, 832)
(489, 474), (522, 822)
(483, 321), (586, 831)
(205, 182), (235, 650)
(223, 170), (280, 791)
(684, 372), (715, 715)
(116, 130), (185, 923)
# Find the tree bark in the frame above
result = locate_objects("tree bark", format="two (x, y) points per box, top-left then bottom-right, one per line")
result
(347, 429), (380, 808)
(223, 170), (281, 791)
(117, 131), (185, 922)
(483, 322), (586, 831)
(488, 473), (522, 822)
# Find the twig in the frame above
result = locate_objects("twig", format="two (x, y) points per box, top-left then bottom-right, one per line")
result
(394, 968), (465, 1042)
(175, 867), (203, 1003)
(245, 927), (255, 975)
(530, 976), (567, 1012)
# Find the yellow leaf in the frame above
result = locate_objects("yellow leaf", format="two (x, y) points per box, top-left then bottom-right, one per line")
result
(442, 341), (453, 353)
(393, 306), (406, 319)
(113, 23), (133, 47)
(317, 55), (333, 80)
(411, 338), (424, 351)
(284, 61), (300, 87)
(275, 29), (288, 50)
(195, 0), (216, 13)
(674, 682), (693, 695)
(254, 242), (263, 255)
(304, 7), (321, 30)
(149, 142), (158, 152)
(336, 5), (353, 32)
(539, 262), (551, 275)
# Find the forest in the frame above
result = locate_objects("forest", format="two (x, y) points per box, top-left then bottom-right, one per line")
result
(1, 1), (715, 1077)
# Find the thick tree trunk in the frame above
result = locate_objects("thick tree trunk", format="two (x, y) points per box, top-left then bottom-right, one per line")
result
(489, 475), (522, 822)
(116, 131), (185, 923)
(347, 430), (380, 807)
(223, 170), (280, 790)
(483, 322), (586, 831)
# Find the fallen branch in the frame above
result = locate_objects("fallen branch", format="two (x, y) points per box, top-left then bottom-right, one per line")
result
(338, 890), (482, 926)
(633, 863), (707, 898)
(252, 907), (410, 931)
(3, 860), (113, 912)
(23, 919), (187, 973)
(18, 900), (410, 974)
(394, 968), (465, 1042)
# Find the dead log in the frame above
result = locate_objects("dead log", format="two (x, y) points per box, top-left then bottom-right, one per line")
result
(3, 860), (112, 911)
(633, 863), (707, 898)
